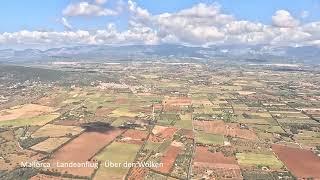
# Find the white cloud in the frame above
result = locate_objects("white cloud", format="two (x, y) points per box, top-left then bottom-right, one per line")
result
(301, 10), (309, 19)
(223, 21), (264, 35)
(271, 28), (312, 46)
(61, 17), (73, 30)
(1, 2), (320, 48)
(95, 0), (107, 5)
(63, 2), (117, 16)
(272, 10), (299, 28)
(128, 0), (151, 25)
(0, 30), (93, 47)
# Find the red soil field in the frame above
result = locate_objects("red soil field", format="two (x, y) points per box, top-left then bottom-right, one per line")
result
(115, 98), (128, 104)
(120, 129), (148, 145)
(272, 144), (320, 179)
(149, 134), (163, 143)
(193, 147), (242, 179)
(47, 129), (124, 177)
(95, 107), (114, 117)
(155, 145), (181, 174)
(192, 166), (242, 180)
(53, 120), (82, 126)
(163, 105), (181, 112)
(153, 104), (163, 111)
(194, 120), (225, 134)
(163, 97), (191, 106)
(226, 123), (258, 141)
(163, 97), (191, 110)
(194, 146), (238, 165)
(179, 129), (194, 139)
(194, 120), (258, 140)
(150, 127), (178, 142)
(159, 127), (178, 139)
(127, 167), (148, 180)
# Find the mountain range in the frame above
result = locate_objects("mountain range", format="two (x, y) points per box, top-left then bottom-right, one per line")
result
(0, 44), (319, 64)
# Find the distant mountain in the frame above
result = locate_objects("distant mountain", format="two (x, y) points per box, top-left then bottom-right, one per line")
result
(0, 44), (319, 64)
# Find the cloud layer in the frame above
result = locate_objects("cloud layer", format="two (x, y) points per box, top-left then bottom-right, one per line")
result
(1, 1), (320, 49)
(63, 1), (117, 16)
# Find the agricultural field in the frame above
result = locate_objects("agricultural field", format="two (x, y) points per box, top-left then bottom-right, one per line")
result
(31, 124), (84, 138)
(174, 113), (193, 130)
(94, 142), (141, 180)
(192, 147), (242, 179)
(195, 131), (224, 145)
(272, 144), (320, 179)
(236, 152), (284, 170)
(30, 137), (70, 153)
(0, 104), (56, 122)
(46, 128), (124, 177)
(0, 62), (319, 179)
(153, 143), (182, 174)
(194, 120), (258, 140)
(118, 129), (148, 145)
(0, 113), (60, 127)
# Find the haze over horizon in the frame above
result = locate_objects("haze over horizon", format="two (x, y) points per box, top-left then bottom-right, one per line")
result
(1, 0), (320, 49)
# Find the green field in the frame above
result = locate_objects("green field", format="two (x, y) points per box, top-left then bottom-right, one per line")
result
(174, 113), (193, 129)
(250, 125), (285, 134)
(111, 117), (128, 127)
(94, 142), (141, 180)
(83, 96), (115, 112)
(236, 152), (283, 169)
(109, 108), (139, 118)
(143, 141), (161, 152)
(156, 113), (178, 125)
(174, 120), (193, 130)
(195, 131), (224, 145)
(0, 113), (60, 127)
(294, 130), (320, 147)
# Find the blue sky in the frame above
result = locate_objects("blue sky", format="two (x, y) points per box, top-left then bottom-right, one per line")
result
(1, 0), (319, 32)
(1, 0), (320, 49)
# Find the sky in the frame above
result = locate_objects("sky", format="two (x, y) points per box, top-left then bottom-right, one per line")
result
(1, 0), (320, 49)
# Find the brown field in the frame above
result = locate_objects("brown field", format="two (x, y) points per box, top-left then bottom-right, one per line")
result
(193, 146), (242, 179)
(95, 107), (114, 117)
(0, 130), (15, 141)
(194, 120), (258, 141)
(153, 104), (163, 111)
(149, 134), (164, 143)
(30, 137), (70, 153)
(163, 97), (191, 110)
(160, 127), (178, 139)
(150, 126), (178, 142)
(53, 119), (82, 126)
(178, 129), (194, 139)
(0, 104), (56, 121)
(127, 167), (149, 180)
(31, 124), (84, 138)
(30, 174), (82, 180)
(154, 145), (181, 174)
(34, 92), (65, 107)
(119, 129), (148, 145)
(226, 123), (258, 141)
(192, 166), (243, 180)
(115, 97), (128, 104)
(194, 146), (238, 165)
(194, 120), (225, 134)
(47, 129), (124, 177)
(0, 144), (44, 171)
(272, 144), (320, 179)
(152, 125), (168, 134)
(164, 97), (192, 106)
